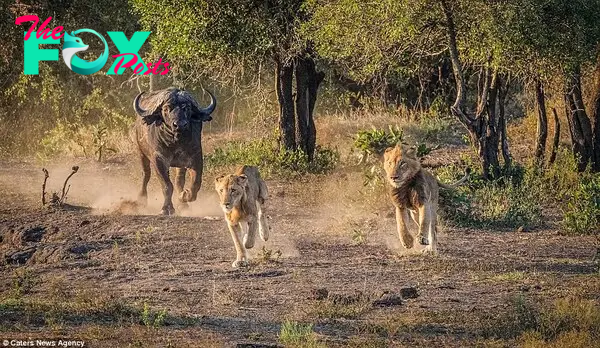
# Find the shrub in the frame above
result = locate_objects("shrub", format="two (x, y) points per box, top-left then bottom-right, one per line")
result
(279, 320), (324, 348)
(205, 138), (339, 177)
(437, 164), (543, 229)
(353, 126), (403, 163)
(562, 174), (600, 235)
(481, 295), (600, 345)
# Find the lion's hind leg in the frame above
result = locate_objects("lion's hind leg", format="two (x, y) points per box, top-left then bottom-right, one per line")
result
(257, 201), (269, 242)
(426, 206), (438, 255)
(257, 178), (268, 205)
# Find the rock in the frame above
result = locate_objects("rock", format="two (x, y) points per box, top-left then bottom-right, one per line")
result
(400, 286), (419, 299)
(21, 226), (46, 243)
(372, 293), (403, 307)
(5, 247), (36, 264)
(310, 288), (329, 300)
(328, 291), (367, 305)
(69, 243), (102, 255)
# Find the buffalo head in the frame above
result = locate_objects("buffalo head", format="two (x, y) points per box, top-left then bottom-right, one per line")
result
(133, 88), (216, 139)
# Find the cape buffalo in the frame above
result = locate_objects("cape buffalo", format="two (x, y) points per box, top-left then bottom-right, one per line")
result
(132, 87), (216, 215)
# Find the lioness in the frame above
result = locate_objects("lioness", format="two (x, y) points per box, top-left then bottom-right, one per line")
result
(215, 165), (270, 268)
(383, 144), (469, 254)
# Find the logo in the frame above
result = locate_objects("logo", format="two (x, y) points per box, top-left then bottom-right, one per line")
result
(15, 15), (169, 75)
(62, 29), (108, 75)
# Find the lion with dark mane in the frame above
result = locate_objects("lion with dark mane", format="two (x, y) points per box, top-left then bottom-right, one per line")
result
(383, 144), (469, 254)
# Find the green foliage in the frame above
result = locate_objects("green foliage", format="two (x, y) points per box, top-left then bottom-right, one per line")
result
(351, 228), (367, 245)
(414, 142), (436, 158)
(141, 302), (167, 329)
(205, 138), (339, 177)
(132, 0), (306, 79)
(481, 295), (600, 346)
(438, 164), (542, 229)
(562, 174), (600, 235)
(353, 126), (403, 161)
(10, 268), (36, 298)
(303, 0), (439, 81)
(279, 320), (323, 348)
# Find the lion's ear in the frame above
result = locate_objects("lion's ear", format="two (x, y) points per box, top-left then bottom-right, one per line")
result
(404, 148), (417, 159)
(214, 174), (226, 184)
(236, 174), (248, 187)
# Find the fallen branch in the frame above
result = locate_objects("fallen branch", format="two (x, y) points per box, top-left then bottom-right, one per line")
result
(41, 166), (80, 208)
(41, 168), (49, 205)
(59, 166), (79, 205)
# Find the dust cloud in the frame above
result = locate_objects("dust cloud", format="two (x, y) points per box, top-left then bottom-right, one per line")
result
(31, 161), (223, 218)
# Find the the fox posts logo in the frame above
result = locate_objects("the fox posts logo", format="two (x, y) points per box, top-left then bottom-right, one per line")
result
(15, 15), (169, 76)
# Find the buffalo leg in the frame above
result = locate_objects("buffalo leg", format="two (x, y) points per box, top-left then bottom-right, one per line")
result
(153, 157), (175, 215)
(182, 160), (203, 202)
(138, 154), (151, 206)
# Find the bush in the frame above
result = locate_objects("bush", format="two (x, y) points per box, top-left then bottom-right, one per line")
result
(279, 320), (324, 348)
(481, 296), (600, 346)
(562, 174), (600, 235)
(437, 164), (543, 229)
(205, 138), (339, 177)
(353, 126), (403, 163)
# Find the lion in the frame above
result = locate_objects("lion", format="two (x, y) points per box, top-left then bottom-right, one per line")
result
(383, 144), (469, 254)
(215, 165), (270, 268)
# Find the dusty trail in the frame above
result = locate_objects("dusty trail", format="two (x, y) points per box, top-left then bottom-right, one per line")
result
(0, 158), (598, 347)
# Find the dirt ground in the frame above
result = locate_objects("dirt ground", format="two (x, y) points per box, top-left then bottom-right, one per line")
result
(1, 151), (599, 347)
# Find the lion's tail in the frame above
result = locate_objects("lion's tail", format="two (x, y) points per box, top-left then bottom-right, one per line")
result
(437, 167), (471, 189)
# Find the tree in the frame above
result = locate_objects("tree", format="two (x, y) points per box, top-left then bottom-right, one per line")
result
(132, 0), (324, 159)
(534, 78), (548, 163)
(440, 0), (502, 178)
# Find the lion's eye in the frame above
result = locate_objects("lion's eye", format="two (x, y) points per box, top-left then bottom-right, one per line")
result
(231, 189), (236, 193)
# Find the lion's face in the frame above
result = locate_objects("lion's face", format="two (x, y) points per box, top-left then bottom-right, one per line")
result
(383, 145), (420, 188)
(215, 174), (248, 213)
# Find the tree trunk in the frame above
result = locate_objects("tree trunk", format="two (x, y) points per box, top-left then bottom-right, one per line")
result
(591, 57), (600, 172)
(440, 0), (502, 179)
(295, 57), (310, 156)
(565, 67), (594, 171)
(498, 75), (512, 168)
(306, 58), (324, 161)
(549, 108), (561, 165)
(482, 71), (500, 179)
(534, 78), (548, 162)
(276, 59), (295, 151)
(278, 55), (323, 159)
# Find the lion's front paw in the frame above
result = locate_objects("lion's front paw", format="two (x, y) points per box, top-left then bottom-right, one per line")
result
(180, 189), (194, 203)
(232, 260), (249, 268)
(400, 234), (415, 249)
(421, 246), (438, 256)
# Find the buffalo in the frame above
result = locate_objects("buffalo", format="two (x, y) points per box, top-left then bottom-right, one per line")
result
(132, 87), (216, 215)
